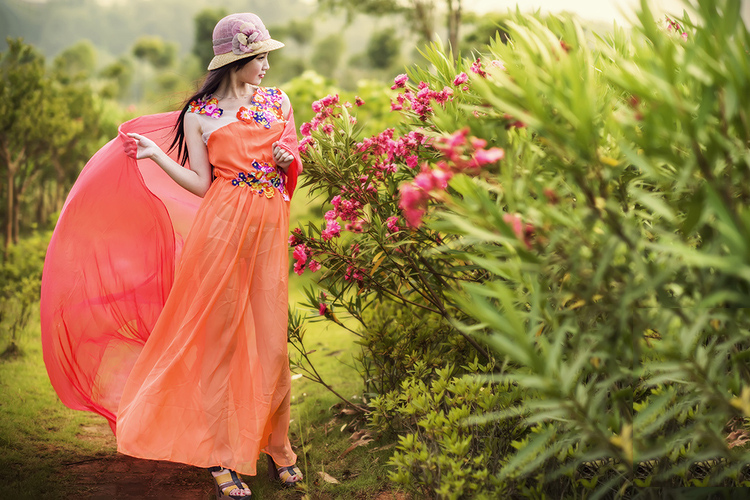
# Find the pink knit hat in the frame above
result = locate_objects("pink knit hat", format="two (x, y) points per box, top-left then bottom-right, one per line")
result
(207, 13), (285, 71)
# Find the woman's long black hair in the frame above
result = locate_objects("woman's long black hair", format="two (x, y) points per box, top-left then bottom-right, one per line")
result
(169, 55), (258, 166)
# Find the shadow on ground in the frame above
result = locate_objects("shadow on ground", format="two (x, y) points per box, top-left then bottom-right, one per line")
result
(64, 421), (407, 499)
(68, 454), (212, 499)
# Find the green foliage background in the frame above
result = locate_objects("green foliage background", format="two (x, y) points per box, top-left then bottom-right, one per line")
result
(289, 0), (750, 497)
(4, 0), (750, 498)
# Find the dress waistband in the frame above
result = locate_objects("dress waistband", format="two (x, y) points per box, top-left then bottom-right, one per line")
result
(222, 160), (289, 201)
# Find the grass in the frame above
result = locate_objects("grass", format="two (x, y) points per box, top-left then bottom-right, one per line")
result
(0, 283), (400, 499)
(276, 279), (401, 499)
(0, 189), (402, 498)
(0, 322), (116, 498)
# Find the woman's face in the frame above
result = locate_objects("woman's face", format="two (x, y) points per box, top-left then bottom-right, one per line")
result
(238, 53), (270, 86)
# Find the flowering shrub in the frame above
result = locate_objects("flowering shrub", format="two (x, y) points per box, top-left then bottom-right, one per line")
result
(291, 0), (750, 497)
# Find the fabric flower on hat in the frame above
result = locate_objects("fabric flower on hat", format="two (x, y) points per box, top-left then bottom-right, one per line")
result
(232, 21), (266, 54)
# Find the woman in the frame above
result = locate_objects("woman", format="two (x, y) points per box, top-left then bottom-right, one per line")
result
(40, 13), (303, 498)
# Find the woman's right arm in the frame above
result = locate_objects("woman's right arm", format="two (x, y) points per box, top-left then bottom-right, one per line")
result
(127, 113), (213, 197)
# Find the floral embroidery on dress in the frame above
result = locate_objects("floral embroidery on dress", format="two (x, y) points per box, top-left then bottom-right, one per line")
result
(231, 160), (289, 201)
(236, 87), (284, 129)
(188, 95), (223, 119)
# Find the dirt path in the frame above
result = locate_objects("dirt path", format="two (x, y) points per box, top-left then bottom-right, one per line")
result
(65, 417), (407, 499)
(67, 454), (212, 499)
(67, 422), (213, 499)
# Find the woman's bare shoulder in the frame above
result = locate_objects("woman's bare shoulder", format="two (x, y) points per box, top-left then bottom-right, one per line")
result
(183, 112), (208, 143)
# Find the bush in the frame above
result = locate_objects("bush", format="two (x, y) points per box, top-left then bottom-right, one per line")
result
(357, 300), (473, 399)
(292, 0), (750, 497)
(1, 233), (49, 355)
(371, 362), (526, 500)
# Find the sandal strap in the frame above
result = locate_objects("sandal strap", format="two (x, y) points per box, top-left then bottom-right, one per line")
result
(276, 464), (302, 483)
(213, 469), (249, 495)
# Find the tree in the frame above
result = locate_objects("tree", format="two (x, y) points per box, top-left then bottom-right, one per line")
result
(366, 27), (401, 69)
(0, 39), (104, 249)
(318, 0), (464, 54)
(193, 7), (228, 70)
(461, 11), (509, 52)
(0, 39), (46, 249)
(52, 39), (97, 83)
(285, 18), (316, 59)
(132, 36), (177, 69)
(311, 34), (345, 76)
(100, 56), (134, 100)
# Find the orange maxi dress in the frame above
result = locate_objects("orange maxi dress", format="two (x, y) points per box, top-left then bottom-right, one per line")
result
(40, 87), (301, 475)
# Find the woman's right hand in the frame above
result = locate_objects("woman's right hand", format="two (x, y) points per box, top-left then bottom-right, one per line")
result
(125, 133), (162, 160)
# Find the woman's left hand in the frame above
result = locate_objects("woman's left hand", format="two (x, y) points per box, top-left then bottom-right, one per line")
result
(272, 142), (294, 171)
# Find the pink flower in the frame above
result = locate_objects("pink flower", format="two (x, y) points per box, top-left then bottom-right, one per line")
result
(336, 198), (362, 222)
(436, 128), (469, 161)
(324, 210), (337, 221)
(292, 243), (310, 275)
(386, 216), (400, 233)
(470, 59), (487, 78)
(322, 219), (341, 241)
(402, 206), (426, 229)
(355, 96), (365, 106)
(503, 114), (526, 129)
(406, 155), (419, 168)
(350, 243), (361, 257)
(503, 213), (524, 241)
(344, 265), (364, 284)
(398, 183), (430, 228)
(413, 164), (452, 192)
(300, 122), (312, 137)
(453, 72), (468, 86)
(503, 213), (534, 249)
(470, 137), (487, 149)
(318, 302), (328, 315)
(543, 188), (559, 204)
(434, 86), (453, 104)
(322, 124), (334, 135)
(292, 244), (308, 263)
(430, 166), (453, 188)
(472, 147), (505, 166)
(344, 219), (365, 233)
(309, 260), (322, 273)
(379, 162), (398, 174)
(293, 261), (306, 275)
(288, 228), (303, 247)
(681, 32), (688, 40)
(321, 94), (339, 107)
(490, 60), (505, 70)
(299, 136), (315, 154)
(391, 74), (409, 89)
(413, 172), (434, 191)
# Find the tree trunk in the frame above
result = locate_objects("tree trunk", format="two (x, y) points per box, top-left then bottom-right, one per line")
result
(447, 0), (462, 58)
(5, 167), (14, 250)
(13, 188), (19, 245)
(2, 144), (24, 250)
(412, 0), (435, 43)
(15, 166), (41, 242)
(36, 183), (46, 228)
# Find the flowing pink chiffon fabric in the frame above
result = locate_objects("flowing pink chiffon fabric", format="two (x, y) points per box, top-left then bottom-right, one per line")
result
(40, 96), (302, 475)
